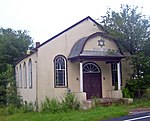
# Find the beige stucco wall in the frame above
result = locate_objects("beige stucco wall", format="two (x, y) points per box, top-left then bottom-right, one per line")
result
(15, 18), (131, 105)
(37, 18), (103, 103)
(121, 53), (133, 87)
(15, 53), (37, 103)
(84, 36), (118, 52)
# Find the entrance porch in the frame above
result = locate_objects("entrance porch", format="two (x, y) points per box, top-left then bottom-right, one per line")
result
(75, 61), (123, 102)
(68, 32), (124, 102)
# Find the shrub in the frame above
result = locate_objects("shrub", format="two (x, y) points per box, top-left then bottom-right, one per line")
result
(125, 78), (148, 98)
(3, 105), (18, 115)
(21, 101), (34, 113)
(122, 88), (131, 98)
(92, 96), (100, 107)
(61, 92), (80, 110)
(41, 92), (80, 113)
(41, 97), (61, 113)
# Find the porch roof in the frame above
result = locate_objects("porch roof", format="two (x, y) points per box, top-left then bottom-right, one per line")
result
(68, 32), (124, 62)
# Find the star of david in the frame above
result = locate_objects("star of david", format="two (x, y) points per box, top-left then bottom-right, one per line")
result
(98, 39), (105, 48)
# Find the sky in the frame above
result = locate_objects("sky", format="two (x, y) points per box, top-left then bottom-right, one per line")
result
(1, 0), (150, 43)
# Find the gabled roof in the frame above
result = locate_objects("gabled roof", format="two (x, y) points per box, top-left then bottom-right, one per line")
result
(38, 16), (103, 48)
(15, 16), (101, 65)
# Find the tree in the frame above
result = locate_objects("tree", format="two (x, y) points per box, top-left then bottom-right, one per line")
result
(100, 5), (150, 98)
(143, 38), (150, 56)
(0, 27), (33, 105)
(0, 28), (33, 72)
(100, 5), (150, 54)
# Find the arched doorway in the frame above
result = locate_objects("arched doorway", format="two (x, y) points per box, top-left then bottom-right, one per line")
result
(83, 62), (102, 99)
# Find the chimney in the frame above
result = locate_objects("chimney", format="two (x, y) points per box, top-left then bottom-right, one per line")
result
(35, 42), (40, 48)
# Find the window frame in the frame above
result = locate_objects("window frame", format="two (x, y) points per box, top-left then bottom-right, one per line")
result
(28, 59), (32, 89)
(54, 55), (68, 88)
(19, 64), (23, 88)
(16, 67), (19, 88)
(23, 62), (27, 88)
(111, 62), (122, 86)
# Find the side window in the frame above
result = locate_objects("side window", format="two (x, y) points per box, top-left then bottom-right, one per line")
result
(19, 65), (23, 88)
(23, 62), (27, 88)
(28, 59), (32, 88)
(111, 62), (118, 86)
(54, 55), (67, 87)
(111, 62), (122, 87)
(16, 67), (19, 88)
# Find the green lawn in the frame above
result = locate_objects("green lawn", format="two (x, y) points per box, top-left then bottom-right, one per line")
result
(1, 99), (150, 121)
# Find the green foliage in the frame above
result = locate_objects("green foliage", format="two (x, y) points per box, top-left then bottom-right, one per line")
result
(125, 77), (150, 98)
(3, 105), (18, 115)
(61, 92), (80, 110)
(130, 53), (150, 78)
(143, 38), (150, 56)
(125, 53), (150, 98)
(0, 27), (32, 106)
(100, 5), (150, 99)
(92, 96), (100, 107)
(41, 97), (61, 113)
(122, 88), (131, 98)
(0, 28), (33, 69)
(100, 5), (150, 54)
(0, 98), (150, 121)
(0, 105), (18, 115)
(0, 64), (22, 106)
(41, 92), (80, 113)
(21, 102), (34, 113)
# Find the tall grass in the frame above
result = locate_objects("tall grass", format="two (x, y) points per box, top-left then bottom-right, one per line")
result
(0, 94), (150, 121)
(41, 92), (80, 112)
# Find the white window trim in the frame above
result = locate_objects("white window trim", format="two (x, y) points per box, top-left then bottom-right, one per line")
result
(54, 55), (67, 87)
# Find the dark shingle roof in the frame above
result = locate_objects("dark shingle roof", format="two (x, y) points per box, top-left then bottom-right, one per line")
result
(68, 32), (124, 62)
(68, 37), (87, 59)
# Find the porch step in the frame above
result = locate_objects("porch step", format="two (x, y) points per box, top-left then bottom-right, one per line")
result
(81, 98), (133, 110)
(81, 100), (94, 110)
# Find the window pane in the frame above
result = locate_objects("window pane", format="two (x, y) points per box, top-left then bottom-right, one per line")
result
(20, 65), (22, 88)
(112, 63), (118, 86)
(28, 60), (32, 88)
(23, 63), (27, 88)
(55, 56), (66, 87)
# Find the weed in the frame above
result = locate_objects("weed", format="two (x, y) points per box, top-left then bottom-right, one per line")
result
(41, 92), (80, 112)
(3, 105), (18, 115)
(21, 101), (34, 113)
(41, 97), (61, 113)
(61, 92), (80, 110)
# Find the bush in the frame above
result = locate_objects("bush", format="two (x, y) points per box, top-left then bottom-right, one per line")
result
(125, 78), (148, 98)
(41, 97), (61, 113)
(21, 101), (34, 113)
(122, 88), (131, 98)
(41, 92), (80, 113)
(61, 92), (80, 110)
(2, 105), (18, 115)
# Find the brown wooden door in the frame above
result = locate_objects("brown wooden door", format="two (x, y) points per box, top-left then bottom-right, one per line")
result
(83, 73), (102, 99)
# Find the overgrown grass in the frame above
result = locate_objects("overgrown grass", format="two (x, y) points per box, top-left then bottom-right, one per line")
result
(0, 98), (150, 121)
(41, 93), (80, 112)
(0, 105), (128, 121)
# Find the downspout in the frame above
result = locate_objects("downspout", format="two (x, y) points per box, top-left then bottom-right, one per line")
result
(35, 53), (38, 111)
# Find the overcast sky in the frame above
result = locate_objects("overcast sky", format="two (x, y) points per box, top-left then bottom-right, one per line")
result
(1, 0), (150, 43)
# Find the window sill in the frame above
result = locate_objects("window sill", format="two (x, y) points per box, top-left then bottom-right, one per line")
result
(55, 86), (67, 88)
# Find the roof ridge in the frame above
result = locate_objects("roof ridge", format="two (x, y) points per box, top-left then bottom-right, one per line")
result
(37, 16), (100, 48)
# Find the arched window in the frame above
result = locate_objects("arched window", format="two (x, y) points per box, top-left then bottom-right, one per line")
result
(19, 65), (22, 88)
(54, 55), (67, 87)
(16, 67), (19, 88)
(23, 62), (27, 88)
(28, 59), (32, 88)
(83, 63), (100, 73)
